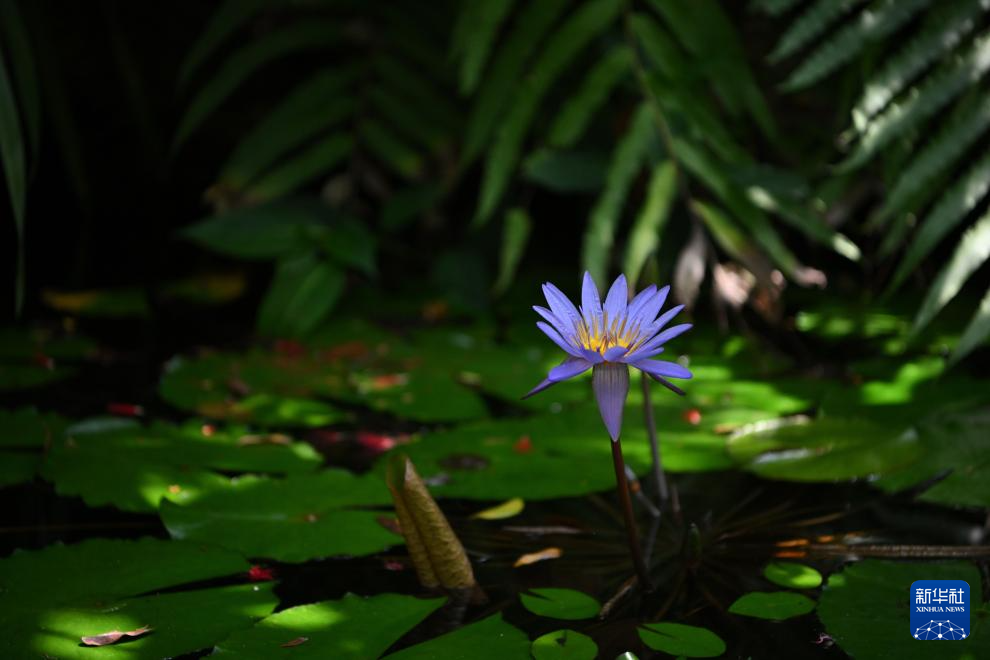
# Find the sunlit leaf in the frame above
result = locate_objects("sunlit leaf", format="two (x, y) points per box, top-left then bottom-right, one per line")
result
(383, 613), (529, 659)
(470, 497), (525, 520)
(637, 622), (725, 658)
(531, 629), (598, 660)
(520, 588), (601, 620)
(764, 562), (823, 589)
(729, 591), (815, 620)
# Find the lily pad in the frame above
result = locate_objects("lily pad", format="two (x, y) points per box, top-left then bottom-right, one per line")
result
(637, 622), (726, 658)
(214, 593), (444, 658)
(0, 327), (96, 391)
(0, 537), (276, 659)
(818, 560), (990, 659)
(728, 591), (816, 620)
(160, 469), (397, 562)
(384, 613), (530, 659)
(763, 562), (822, 589)
(520, 588), (601, 620)
(41, 419), (322, 512)
(0, 408), (66, 487)
(531, 629), (598, 660)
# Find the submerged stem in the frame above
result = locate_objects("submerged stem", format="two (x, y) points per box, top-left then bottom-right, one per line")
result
(611, 436), (653, 591)
(641, 371), (669, 504)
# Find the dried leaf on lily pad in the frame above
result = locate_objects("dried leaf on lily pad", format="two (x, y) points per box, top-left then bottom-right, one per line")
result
(81, 626), (152, 646)
(470, 497), (524, 520)
(280, 636), (309, 648)
(514, 547), (563, 567)
(386, 454), (476, 591)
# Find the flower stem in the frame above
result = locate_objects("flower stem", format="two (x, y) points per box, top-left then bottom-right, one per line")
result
(611, 436), (653, 590)
(640, 371), (669, 505)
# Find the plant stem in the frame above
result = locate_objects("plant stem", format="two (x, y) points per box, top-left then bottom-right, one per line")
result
(611, 436), (653, 590)
(640, 371), (669, 504)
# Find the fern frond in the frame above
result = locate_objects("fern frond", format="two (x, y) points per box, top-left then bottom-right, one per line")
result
(451, 0), (515, 95)
(769, 0), (866, 64)
(548, 46), (632, 149)
(359, 120), (423, 179)
(248, 134), (353, 201)
(462, 0), (569, 163)
(623, 161), (677, 282)
(951, 284), (990, 364)
(890, 149), (990, 290)
(177, 0), (270, 88)
(911, 208), (990, 335)
(877, 93), (990, 224)
(851, 0), (989, 131)
(837, 29), (990, 173)
(581, 104), (655, 284)
(782, 0), (934, 91)
(474, 0), (622, 226)
(751, 0), (807, 18)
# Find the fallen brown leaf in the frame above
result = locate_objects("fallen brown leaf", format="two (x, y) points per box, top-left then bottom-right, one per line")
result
(513, 547), (563, 567)
(80, 626), (152, 646)
(237, 433), (292, 446)
(281, 636), (309, 648)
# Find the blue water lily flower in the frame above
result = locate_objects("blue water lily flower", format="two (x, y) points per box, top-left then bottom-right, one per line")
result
(526, 272), (692, 441)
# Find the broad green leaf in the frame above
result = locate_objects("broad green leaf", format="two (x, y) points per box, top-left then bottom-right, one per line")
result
(729, 591), (815, 620)
(359, 119), (422, 178)
(911, 208), (990, 335)
(581, 103), (655, 284)
(638, 622), (725, 658)
(0, 538), (275, 660)
(548, 46), (632, 148)
(764, 562), (823, 589)
(0, 327), (96, 391)
(623, 161), (677, 282)
(474, 0), (622, 226)
(531, 629), (598, 660)
(257, 253), (344, 338)
(215, 593), (444, 659)
(160, 469), (396, 562)
(493, 207), (531, 295)
(246, 133), (352, 201)
(0, 408), (61, 486)
(175, 21), (339, 147)
(384, 613), (529, 659)
(0, 40), (26, 315)
(523, 148), (608, 192)
(453, 0), (515, 94)
(520, 588), (601, 620)
(41, 419), (321, 512)
(818, 560), (989, 658)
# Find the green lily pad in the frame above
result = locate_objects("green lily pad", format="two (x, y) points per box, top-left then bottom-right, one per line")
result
(727, 417), (924, 481)
(531, 629), (598, 660)
(160, 469), (397, 562)
(520, 588), (601, 620)
(637, 622), (726, 657)
(728, 591), (815, 620)
(380, 407), (730, 500)
(384, 613), (530, 659)
(0, 408), (66, 487)
(214, 593), (444, 658)
(41, 419), (322, 512)
(0, 327), (96, 391)
(0, 537), (276, 659)
(763, 562), (822, 589)
(818, 560), (990, 659)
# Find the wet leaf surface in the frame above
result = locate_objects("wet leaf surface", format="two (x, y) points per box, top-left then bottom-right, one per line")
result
(383, 613), (529, 659)
(637, 622), (726, 658)
(520, 587), (601, 620)
(728, 591), (816, 620)
(763, 562), (822, 589)
(530, 629), (598, 660)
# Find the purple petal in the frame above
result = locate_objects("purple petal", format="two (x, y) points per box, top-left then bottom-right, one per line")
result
(652, 304), (685, 332)
(633, 358), (693, 380)
(603, 274), (628, 322)
(631, 285), (670, 326)
(580, 348), (605, 364)
(602, 345), (628, 361)
(537, 321), (584, 358)
(533, 305), (575, 342)
(648, 323), (692, 348)
(522, 377), (556, 399)
(592, 363), (630, 442)
(548, 357), (593, 382)
(581, 272), (603, 331)
(620, 346), (663, 363)
(626, 284), (657, 318)
(542, 283), (583, 332)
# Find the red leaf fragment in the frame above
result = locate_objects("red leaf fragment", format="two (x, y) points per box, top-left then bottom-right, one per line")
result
(513, 435), (533, 454)
(32, 352), (55, 370)
(383, 559), (406, 571)
(681, 408), (702, 425)
(80, 626), (152, 646)
(376, 515), (403, 535)
(357, 431), (397, 454)
(247, 565), (276, 581)
(106, 402), (144, 417)
(281, 636), (309, 648)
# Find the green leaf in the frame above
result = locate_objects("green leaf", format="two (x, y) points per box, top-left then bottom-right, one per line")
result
(474, 0), (622, 226)
(520, 588), (601, 620)
(764, 562), (823, 589)
(161, 469), (396, 563)
(911, 208), (990, 335)
(890, 149), (990, 290)
(951, 284), (990, 364)
(522, 148), (608, 192)
(769, 0), (865, 64)
(215, 593), (444, 659)
(752, 0), (805, 17)
(0, 537), (275, 660)
(0, 38), (26, 315)
(257, 253), (344, 338)
(493, 207), (531, 295)
(175, 21), (339, 147)
(359, 119), (423, 179)
(531, 629), (598, 660)
(623, 161), (677, 282)
(818, 560), (990, 658)
(384, 613), (530, 659)
(453, 0), (516, 95)
(581, 103), (655, 284)
(548, 46), (632, 148)
(243, 130), (351, 202)
(41, 419), (321, 512)
(782, 0), (934, 91)
(178, 0), (272, 87)
(838, 28), (990, 172)
(729, 591), (816, 620)
(462, 0), (569, 163)
(638, 622), (726, 658)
